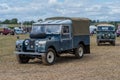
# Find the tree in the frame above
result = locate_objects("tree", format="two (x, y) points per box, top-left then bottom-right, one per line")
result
(92, 20), (96, 23)
(97, 20), (99, 23)
(2, 19), (10, 24)
(23, 20), (35, 25)
(10, 18), (18, 24)
(29, 20), (35, 25)
(0, 21), (2, 24)
(38, 19), (43, 22)
(2, 18), (18, 24)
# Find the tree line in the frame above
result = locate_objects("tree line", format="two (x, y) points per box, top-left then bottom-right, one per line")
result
(91, 20), (120, 28)
(0, 18), (18, 24)
(0, 18), (43, 25)
(0, 18), (120, 27)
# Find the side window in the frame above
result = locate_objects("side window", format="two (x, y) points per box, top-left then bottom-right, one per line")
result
(63, 26), (69, 34)
(62, 26), (71, 39)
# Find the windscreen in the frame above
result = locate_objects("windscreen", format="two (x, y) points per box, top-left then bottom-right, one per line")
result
(97, 26), (115, 31)
(31, 25), (61, 34)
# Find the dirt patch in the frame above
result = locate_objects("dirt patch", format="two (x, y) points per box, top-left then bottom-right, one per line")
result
(0, 35), (120, 80)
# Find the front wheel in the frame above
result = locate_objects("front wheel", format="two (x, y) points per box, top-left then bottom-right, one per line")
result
(111, 41), (115, 46)
(97, 41), (100, 46)
(75, 44), (84, 59)
(117, 35), (119, 37)
(42, 48), (56, 65)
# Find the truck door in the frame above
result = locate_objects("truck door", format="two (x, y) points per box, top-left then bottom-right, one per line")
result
(60, 25), (72, 51)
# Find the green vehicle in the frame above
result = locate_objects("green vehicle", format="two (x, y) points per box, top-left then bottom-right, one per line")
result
(96, 24), (116, 46)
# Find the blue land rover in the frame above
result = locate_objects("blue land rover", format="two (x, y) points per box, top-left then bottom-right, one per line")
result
(15, 17), (90, 65)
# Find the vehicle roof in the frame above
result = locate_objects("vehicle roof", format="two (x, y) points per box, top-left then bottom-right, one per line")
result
(34, 17), (90, 25)
(45, 17), (90, 21)
(97, 24), (115, 27)
(34, 19), (72, 25)
(33, 17), (90, 35)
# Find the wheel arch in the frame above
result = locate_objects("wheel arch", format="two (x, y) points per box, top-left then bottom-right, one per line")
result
(48, 46), (56, 51)
(78, 41), (90, 54)
(48, 45), (59, 57)
(78, 41), (85, 53)
(79, 41), (85, 47)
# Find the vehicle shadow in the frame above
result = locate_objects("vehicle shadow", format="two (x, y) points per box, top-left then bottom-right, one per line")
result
(28, 59), (42, 64)
(28, 54), (92, 65)
(115, 44), (120, 46)
(56, 54), (92, 64)
(98, 44), (114, 46)
(98, 43), (120, 46)
(56, 55), (77, 64)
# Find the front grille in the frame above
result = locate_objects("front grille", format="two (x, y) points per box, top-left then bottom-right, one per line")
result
(102, 34), (110, 39)
(29, 40), (35, 49)
(24, 39), (35, 52)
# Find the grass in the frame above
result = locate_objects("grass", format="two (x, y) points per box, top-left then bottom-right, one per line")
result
(0, 34), (120, 80)
(0, 35), (29, 56)
(0, 34), (120, 56)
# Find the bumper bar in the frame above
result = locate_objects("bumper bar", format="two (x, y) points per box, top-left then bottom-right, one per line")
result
(15, 51), (45, 56)
(97, 39), (115, 42)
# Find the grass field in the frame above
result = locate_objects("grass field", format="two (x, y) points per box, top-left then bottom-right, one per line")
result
(0, 35), (120, 80)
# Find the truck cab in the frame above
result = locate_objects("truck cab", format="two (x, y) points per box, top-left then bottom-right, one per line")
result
(0, 28), (12, 35)
(15, 17), (90, 65)
(96, 24), (116, 46)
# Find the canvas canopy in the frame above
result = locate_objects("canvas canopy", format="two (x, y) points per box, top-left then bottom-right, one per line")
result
(46, 17), (90, 35)
(97, 24), (115, 27)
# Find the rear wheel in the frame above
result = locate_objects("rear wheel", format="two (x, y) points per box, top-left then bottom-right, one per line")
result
(16, 54), (29, 64)
(1, 33), (3, 35)
(75, 44), (84, 59)
(42, 48), (56, 65)
(117, 35), (119, 37)
(111, 41), (115, 46)
(97, 41), (100, 46)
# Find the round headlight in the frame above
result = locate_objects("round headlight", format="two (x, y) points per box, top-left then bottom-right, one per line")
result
(108, 33), (111, 36)
(102, 34), (105, 36)
(25, 40), (29, 45)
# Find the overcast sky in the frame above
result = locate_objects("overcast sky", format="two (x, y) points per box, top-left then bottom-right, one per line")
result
(0, 0), (120, 21)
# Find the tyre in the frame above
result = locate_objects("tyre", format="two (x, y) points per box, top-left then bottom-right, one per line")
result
(111, 41), (115, 46)
(117, 35), (119, 37)
(97, 42), (100, 46)
(75, 44), (84, 59)
(1, 33), (3, 35)
(42, 48), (56, 65)
(16, 54), (29, 64)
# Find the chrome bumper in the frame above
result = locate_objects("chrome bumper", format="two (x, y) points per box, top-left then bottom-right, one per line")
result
(98, 39), (115, 42)
(15, 51), (45, 56)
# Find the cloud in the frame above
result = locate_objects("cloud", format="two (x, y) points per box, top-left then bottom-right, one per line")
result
(0, 3), (9, 10)
(49, 0), (57, 4)
(0, 0), (120, 21)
